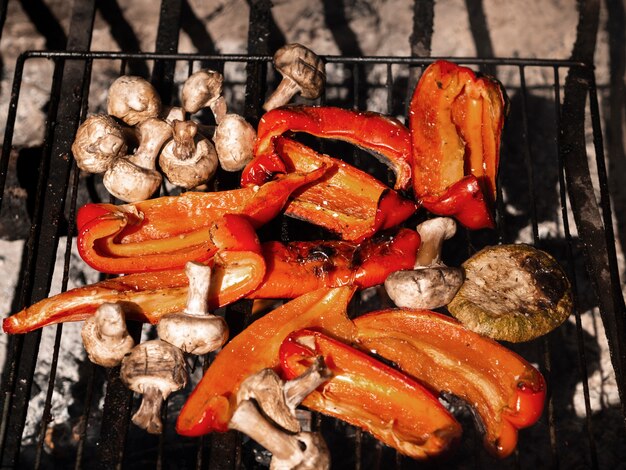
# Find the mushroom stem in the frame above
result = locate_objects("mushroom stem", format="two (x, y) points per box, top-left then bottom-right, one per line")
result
(284, 356), (331, 410)
(131, 384), (165, 434)
(263, 79), (301, 112)
(229, 400), (302, 461)
(157, 262), (228, 355)
(185, 261), (211, 315)
(384, 217), (463, 310)
(128, 118), (172, 169)
(414, 217), (457, 268)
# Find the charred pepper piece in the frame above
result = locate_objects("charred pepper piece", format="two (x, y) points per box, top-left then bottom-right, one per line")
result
(273, 137), (417, 242)
(250, 227), (420, 299)
(241, 106), (413, 191)
(448, 243), (573, 342)
(353, 309), (546, 458)
(279, 329), (462, 459)
(3, 228), (418, 334)
(76, 166), (329, 274)
(176, 286), (357, 436)
(409, 60), (506, 229)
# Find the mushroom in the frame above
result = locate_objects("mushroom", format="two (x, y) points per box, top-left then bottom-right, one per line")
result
(263, 43), (326, 111)
(103, 117), (172, 202)
(158, 120), (218, 189)
(181, 69), (227, 124)
(448, 243), (573, 342)
(384, 217), (464, 310)
(71, 114), (128, 173)
(120, 339), (188, 434)
(157, 262), (228, 355)
(81, 302), (134, 368)
(213, 114), (256, 172)
(107, 76), (162, 126)
(229, 358), (331, 470)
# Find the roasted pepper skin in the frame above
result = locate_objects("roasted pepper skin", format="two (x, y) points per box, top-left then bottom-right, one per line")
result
(274, 137), (417, 242)
(3, 229), (418, 334)
(3, 214), (266, 334)
(176, 286), (358, 436)
(241, 106), (413, 191)
(279, 329), (462, 459)
(409, 60), (506, 230)
(353, 309), (546, 458)
(76, 167), (329, 274)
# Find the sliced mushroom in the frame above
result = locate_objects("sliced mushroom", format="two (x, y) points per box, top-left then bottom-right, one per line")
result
(229, 358), (331, 469)
(385, 217), (464, 309)
(263, 43), (326, 111)
(181, 69), (227, 124)
(71, 114), (128, 173)
(448, 243), (573, 342)
(157, 262), (228, 355)
(107, 76), (162, 126)
(81, 302), (134, 368)
(103, 117), (172, 202)
(120, 339), (188, 434)
(158, 120), (218, 189)
(213, 114), (256, 172)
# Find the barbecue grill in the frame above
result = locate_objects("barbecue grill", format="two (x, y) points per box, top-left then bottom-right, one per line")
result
(1, 1), (625, 469)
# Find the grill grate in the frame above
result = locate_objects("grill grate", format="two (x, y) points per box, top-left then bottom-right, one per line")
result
(0, 49), (625, 469)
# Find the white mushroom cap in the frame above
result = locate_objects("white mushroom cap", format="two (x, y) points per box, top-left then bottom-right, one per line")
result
(385, 217), (463, 310)
(71, 114), (128, 173)
(103, 117), (171, 202)
(263, 43), (326, 111)
(181, 69), (227, 123)
(159, 120), (218, 189)
(121, 339), (188, 434)
(213, 114), (256, 172)
(107, 76), (162, 126)
(81, 302), (134, 368)
(157, 262), (229, 355)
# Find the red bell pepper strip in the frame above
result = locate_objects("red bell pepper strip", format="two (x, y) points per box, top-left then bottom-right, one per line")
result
(76, 166), (330, 274)
(274, 137), (417, 242)
(241, 106), (413, 191)
(176, 286), (358, 436)
(353, 309), (546, 458)
(3, 214), (265, 334)
(279, 329), (462, 459)
(3, 228), (419, 334)
(409, 60), (506, 230)
(249, 227), (420, 299)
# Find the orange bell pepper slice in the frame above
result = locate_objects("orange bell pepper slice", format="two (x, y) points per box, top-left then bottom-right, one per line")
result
(409, 60), (506, 229)
(279, 329), (462, 459)
(273, 137), (417, 242)
(241, 106), (413, 191)
(76, 166), (329, 274)
(354, 309), (546, 458)
(176, 286), (358, 436)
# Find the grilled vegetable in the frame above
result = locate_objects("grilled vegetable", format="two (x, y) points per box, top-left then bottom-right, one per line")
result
(448, 243), (573, 342)
(409, 60), (506, 229)
(241, 106), (413, 191)
(106, 75), (162, 126)
(157, 262), (229, 355)
(121, 339), (188, 434)
(354, 309), (546, 458)
(175, 287), (357, 436)
(76, 167), (328, 274)
(263, 43), (326, 111)
(3, 228), (418, 334)
(385, 217), (463, 309)
(71, 114), (128, 173)
(270, 137), (417, 242)
(279, 329), (462, 459)
(81, 302), (135, 368)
